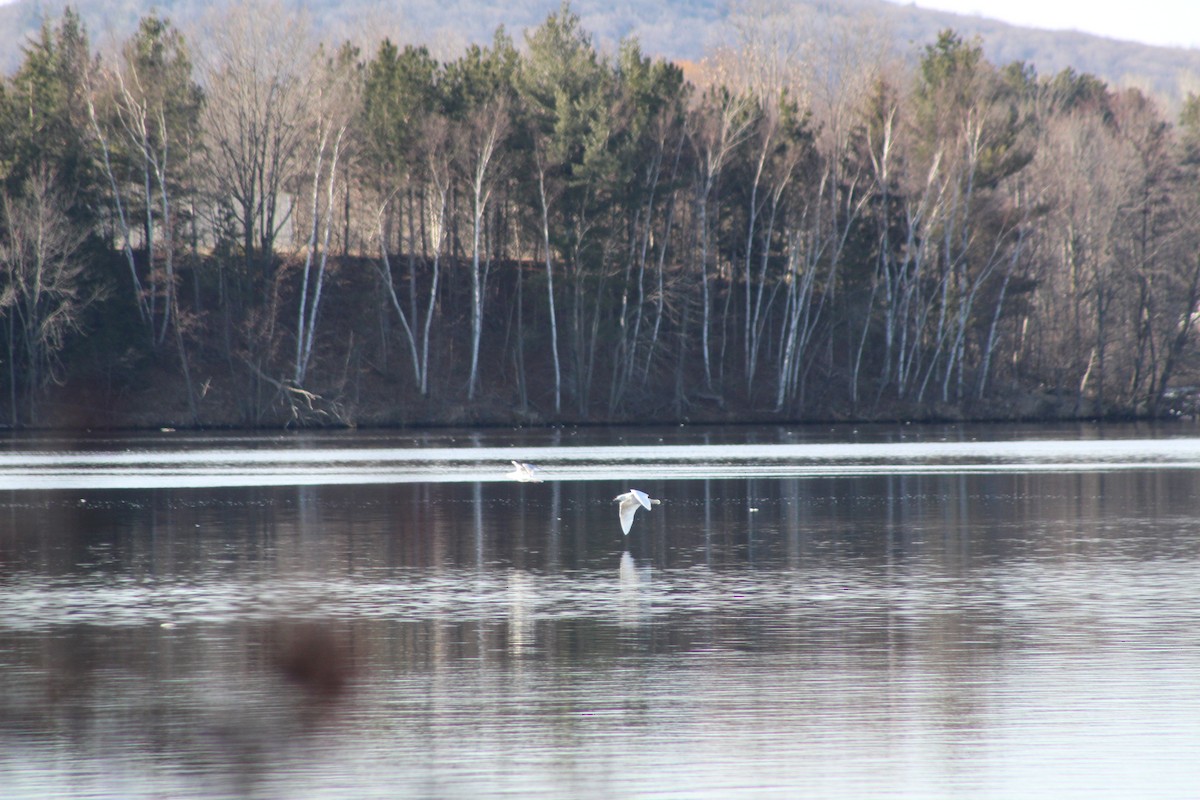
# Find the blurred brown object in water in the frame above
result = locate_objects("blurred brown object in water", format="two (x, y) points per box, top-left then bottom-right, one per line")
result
(271, 621), (354, 701)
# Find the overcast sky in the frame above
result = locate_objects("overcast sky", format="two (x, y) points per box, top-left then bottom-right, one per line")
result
(884, 0), (1200, 48)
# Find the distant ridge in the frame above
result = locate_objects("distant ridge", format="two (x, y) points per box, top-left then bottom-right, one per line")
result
(1, 0), (1198, 105)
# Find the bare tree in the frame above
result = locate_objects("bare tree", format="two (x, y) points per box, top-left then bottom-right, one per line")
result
(87, 17), (203, 419)
(0, 172), (103, 425)
(687, 87), (756, 393)
(459, 97), (509, 401)
(198, 0), (313, 285)
(719, 0), (809, 103)
(84, 68), (149, 327)
(375, 115), (450, 397)
(533, 143), (563, 412)
(293, 47), (358, 387)
(1028, 108), (1131, 411)
(608, 94), (686, 414)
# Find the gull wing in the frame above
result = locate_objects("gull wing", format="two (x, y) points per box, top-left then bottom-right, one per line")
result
(508, 461), (542, 482)
(629, 488), (652, 510)
(617, 495), (640, 535)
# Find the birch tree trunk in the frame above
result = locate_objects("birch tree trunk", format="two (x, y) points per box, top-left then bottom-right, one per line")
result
(464, 101), (507, 401)
(535, 156), (562, 413)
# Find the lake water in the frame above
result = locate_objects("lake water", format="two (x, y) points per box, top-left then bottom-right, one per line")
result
(1, 423), (1199, 799)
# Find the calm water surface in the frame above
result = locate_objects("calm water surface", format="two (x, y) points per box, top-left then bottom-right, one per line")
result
(1, 423), (1199, 798)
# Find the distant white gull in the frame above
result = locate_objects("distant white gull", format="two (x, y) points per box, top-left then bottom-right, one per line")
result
(613, 488), (660, 535)
(507, 461), (543, 482)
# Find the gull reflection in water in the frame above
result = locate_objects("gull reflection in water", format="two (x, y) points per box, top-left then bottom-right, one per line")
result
(618, 551), (651, 628)
(507, 570), (535, 655)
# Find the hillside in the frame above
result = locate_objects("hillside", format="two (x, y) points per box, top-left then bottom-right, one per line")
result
(2, 0), (1199, 105)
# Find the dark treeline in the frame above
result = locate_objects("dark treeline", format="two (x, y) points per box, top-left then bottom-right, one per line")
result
(3, 2), (1200, 428)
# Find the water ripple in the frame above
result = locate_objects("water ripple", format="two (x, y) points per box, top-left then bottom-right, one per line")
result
(3, 437), (1200, 489)
(4, 558), (1198, 646)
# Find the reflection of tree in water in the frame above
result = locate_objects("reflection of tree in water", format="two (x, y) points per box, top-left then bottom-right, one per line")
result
(0, 617), (360, 798)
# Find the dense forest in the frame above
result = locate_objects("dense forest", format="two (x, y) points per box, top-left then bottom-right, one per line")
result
(3, 2), (1200, 428)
